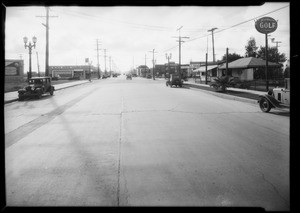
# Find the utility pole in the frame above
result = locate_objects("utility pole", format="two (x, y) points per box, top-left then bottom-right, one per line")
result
(226, 48), (229, 76)
(104, 49), (107, 75)
(96, 39), (101, 79)
(166, 53), (172, 79)
(36, 52), (40, 77)
(109, 56), (112, 77)
(205, 53), (208, 84)
(173, 26), (189, 79)
(36, 7), (58, 77)
(265, 33), (269, 91)
(271, 38), (282, 49)
(148, 49), (157, 80)
(207, 27), (218, 63)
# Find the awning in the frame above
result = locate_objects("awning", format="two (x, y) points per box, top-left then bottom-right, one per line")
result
(193, 65), (218, 72)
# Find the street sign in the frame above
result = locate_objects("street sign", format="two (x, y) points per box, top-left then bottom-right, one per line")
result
(255, 17), (277, 34)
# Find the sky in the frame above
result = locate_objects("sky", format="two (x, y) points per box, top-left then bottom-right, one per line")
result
(4, 2), (290, 74)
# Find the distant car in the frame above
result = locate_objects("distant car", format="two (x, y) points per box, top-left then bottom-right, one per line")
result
(146, 74), (152, 79)
(166, 73), (183, 88)
(18, 77), (55, 100)
(258, 78), (290, 113)
(132, 74), (137, 77)
(126, 74), (132, 80)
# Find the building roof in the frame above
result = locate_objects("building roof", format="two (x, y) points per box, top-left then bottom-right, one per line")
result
(194, 65), (218, 72)
(218, 57), (281, 69)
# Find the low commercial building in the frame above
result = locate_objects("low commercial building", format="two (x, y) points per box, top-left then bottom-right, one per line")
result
(218, 57), (281, 81)
(49, 65), (98, 79)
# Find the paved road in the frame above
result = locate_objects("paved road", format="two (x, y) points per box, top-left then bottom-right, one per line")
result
(5, 76), (290, 210)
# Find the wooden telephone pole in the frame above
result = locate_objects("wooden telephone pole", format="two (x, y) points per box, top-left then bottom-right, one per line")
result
(36, 7), (58, 77)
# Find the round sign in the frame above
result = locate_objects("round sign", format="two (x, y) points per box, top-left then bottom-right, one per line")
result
(255, 17), (277, 34)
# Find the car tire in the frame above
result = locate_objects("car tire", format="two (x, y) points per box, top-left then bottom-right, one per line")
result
(18, 95), (24, 101)
(259, 97), (271, 113)
(50, 88), (54, 95)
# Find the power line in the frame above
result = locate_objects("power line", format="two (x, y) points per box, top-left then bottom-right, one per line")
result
(186, 4), (289, 44)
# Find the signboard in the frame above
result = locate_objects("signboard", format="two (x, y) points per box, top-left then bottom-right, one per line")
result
(5, 60), (23, 76)
(255, 17), (277, 34)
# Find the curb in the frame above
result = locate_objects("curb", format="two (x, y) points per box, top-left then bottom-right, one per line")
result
(4, 81), (90, 104)
(183, 83), (259, 105)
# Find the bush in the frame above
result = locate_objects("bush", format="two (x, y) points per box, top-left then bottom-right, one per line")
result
(209, 76), (235, 92)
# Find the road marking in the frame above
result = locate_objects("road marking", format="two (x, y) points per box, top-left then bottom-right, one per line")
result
(117, 93), (124, 206)
(5, 89), (97, 149)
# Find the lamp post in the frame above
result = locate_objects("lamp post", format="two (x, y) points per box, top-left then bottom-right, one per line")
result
(23, 36), (37, 80)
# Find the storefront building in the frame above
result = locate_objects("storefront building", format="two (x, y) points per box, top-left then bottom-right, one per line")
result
(49, 65), (98, 79)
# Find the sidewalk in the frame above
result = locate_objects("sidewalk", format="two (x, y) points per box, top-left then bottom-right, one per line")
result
(183, 81), (266, 105)
(4, 80), (90, 104)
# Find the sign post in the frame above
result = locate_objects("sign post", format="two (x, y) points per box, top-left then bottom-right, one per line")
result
(255, 17), (278, 91)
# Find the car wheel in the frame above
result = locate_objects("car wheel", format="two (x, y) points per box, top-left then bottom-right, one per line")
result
(259, 97), (271, 113)
(18, 95), (24, 101)
(179, 84), (182, 88)
(50, 88), (54, 95)
(37, 92), (42, 99)
(170, 83), (173, 88)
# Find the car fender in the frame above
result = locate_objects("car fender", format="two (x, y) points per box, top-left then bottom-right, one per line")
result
(258, 94), (280, 108)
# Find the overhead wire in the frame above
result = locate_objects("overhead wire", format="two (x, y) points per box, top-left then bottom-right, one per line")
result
(185, 4), (289, 44)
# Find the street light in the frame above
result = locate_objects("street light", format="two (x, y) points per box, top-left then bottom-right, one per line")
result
(23, 36), (37, 80)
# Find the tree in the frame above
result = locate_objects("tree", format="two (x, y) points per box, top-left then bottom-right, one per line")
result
(256, 46), (286, 79)
(257, 46), (286, 63)
(221, 53), (243, 63)
(245, 37), (258, 57)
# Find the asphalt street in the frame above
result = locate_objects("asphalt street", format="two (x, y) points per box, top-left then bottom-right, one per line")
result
(4, 76), (290, 210)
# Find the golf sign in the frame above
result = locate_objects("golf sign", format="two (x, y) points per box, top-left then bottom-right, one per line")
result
(255, 17), (277, 34)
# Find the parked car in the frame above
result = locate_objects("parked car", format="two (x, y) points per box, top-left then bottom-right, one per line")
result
(146, 74), (152, 79)
(258, 78), (290, 113)
(126, 74), (132, 80)
(18, 77), (55, 100)
(166, 73), (183, 88)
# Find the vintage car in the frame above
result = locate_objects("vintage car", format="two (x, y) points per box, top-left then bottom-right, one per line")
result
(258, 78), (290, 113)
(18, 77), (55, 101)
(126, 74), (132, 80)
(166, 73), (183, 88)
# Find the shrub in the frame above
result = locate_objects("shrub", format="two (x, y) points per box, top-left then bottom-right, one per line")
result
(210, 76), (235, 92)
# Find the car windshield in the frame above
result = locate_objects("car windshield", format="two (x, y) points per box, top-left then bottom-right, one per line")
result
(29, 79), (43, 85)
